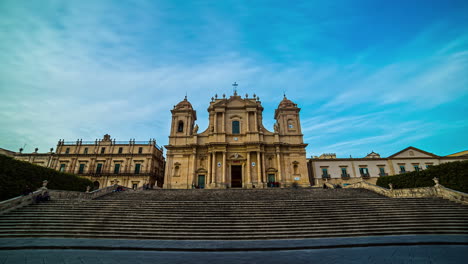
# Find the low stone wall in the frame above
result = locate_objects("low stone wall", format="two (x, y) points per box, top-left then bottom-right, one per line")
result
(344, 179), (468, 205)
(316, 177), (378, 186)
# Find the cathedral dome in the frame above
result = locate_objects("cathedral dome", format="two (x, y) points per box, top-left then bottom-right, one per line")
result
(278, 96), (297, 109)
(175, 96), (193, 110)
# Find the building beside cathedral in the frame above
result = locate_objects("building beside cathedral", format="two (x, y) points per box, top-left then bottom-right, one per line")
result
(308, 146), (468, 186)
(164, 90), (310, 189)
(13, 134), (165, 189)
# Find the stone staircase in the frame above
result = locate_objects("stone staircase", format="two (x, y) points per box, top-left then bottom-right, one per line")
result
(0, 189), (467, 240)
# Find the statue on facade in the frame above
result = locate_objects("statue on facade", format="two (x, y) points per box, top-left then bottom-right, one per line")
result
(193, 124), (199, 134)
(274, 123), (279, 133)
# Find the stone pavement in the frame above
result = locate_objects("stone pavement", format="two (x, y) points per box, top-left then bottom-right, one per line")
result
(0, 235), (466, 264)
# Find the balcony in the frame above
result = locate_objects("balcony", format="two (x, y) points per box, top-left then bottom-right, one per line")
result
(379, 173), (388, 177)
(341, 173), (350, 179)
(322, 174), (331, 179)
(361, 173), (370, 179)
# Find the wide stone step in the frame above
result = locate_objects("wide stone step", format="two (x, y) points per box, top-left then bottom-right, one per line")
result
(1, 217), (465, 229)
(22, 200), (465, 208)
(1, 230), (466, 240)
(5, 208), (467, 219)
(1, 221), (466, 233)
(13, 205), (467, 213)
(1, 226), (466, 238)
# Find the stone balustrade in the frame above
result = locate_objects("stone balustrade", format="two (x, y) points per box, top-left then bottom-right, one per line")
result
(344, 178), (468, 205)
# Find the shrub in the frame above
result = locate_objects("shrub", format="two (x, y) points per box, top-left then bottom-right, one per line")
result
(0, 154), (93, 201)
(376, 160), (468, 193)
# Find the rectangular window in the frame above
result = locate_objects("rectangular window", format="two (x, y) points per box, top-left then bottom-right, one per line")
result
(65, 148), (70, 154)
(138, 147), (143, 154)
(96, 163), (102, 174)
(114, 164), (120, 174)
(359, 168), (369, 175)
(59, 164), (66, 172)
(135, 164), (141, 174)
(322, 168), (328, 177)
(341, 167), (347, 176)
(232, 121), (240, 134)
(84, 147), (88, 154)
(118, 147), (123, 154)
(414, 165), (420, 172)
(426, 164), (433, 168)
(379, 167), (386, 175)
(101, 147), (105, 154)
(399, 165), (406, 173)
(78, 164), (85, 174)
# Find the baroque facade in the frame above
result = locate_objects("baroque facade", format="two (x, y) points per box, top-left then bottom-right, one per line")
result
(13, 134), (165, 189)
(164, 91), (309, 189)
(308, 146), (468, 186)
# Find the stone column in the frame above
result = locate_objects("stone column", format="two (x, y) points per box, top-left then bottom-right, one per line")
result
(212, 152), (217, 186)
(222, 112), (225, 133)
(191, 148), (197, 188)
(261, 152), (266, 184)
(247, 152), (251, 187)
(254, 112), (258, 131)
(256, 151), (261, 184)
(276, 148), (282, 183)
(207, 152), (212, 185)
(222, 151), (226, 187)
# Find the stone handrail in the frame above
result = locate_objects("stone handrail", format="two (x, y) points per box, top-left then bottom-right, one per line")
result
(0, 190), (42, 215)
(344, 179), (468, 205)
(48, 185), (119, 200)
(0, 184), (120, 215)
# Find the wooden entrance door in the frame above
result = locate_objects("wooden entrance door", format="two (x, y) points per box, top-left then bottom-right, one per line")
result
(231, 165), (242, 188)
(198, 175), (205, 189)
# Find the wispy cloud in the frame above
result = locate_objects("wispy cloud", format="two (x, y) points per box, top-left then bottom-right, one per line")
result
(0, 0), (467, 158)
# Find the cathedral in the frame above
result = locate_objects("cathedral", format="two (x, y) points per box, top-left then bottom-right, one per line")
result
(164, 89), (309, 189)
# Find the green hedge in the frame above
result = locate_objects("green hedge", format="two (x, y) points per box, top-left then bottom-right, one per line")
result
(376, 160), (468, 193)
(0, 154), (93, 201)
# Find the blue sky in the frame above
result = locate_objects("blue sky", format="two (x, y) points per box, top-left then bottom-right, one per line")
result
(1, 0), (467, 158)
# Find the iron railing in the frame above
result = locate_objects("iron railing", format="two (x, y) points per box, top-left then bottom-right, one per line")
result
(79, 172), (160, 177)
(361, 173), (371, 179)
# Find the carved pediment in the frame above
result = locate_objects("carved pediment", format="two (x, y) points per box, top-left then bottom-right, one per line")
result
(229, 153), (244, 160)
(229, 114), (243, 119)
(389, 147), (439, 158)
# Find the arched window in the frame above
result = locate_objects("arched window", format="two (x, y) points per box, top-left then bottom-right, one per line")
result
(232, 120), (240, 134)
(177, 121), (184, 132)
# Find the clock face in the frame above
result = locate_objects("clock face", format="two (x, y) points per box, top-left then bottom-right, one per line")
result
(234, 137), (238, 141)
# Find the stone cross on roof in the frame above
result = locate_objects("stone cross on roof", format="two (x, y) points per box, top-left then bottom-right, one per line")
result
(232, 82), (238, 95)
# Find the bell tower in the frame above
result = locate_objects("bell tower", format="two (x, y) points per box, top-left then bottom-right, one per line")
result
(274, 95), (302, 136)
(169, 96), (197, 144)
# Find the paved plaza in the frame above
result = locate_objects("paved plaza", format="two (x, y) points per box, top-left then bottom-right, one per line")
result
(0, 235), (466, 264)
